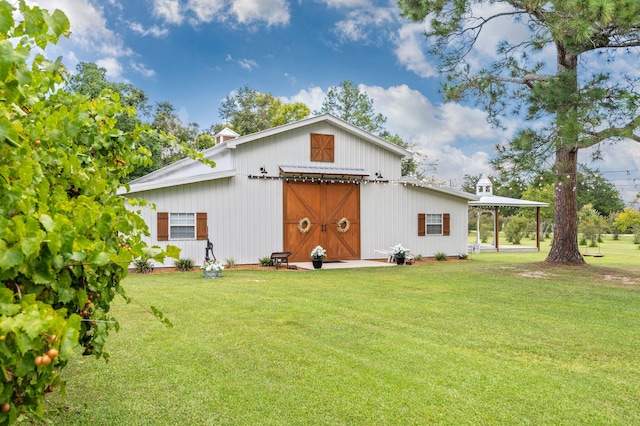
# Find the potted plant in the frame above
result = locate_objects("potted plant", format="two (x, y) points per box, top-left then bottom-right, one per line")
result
(310, 245), (326, 269)
(393, 243), (407, 265)
(201, 259), (224, 278)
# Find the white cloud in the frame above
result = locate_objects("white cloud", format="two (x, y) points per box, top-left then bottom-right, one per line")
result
(231, 0), (290, 26)
(368, 83), (500, 183)
(130, 22), (169, 37)
(150, 0), (289, 27)
(334, 7), (395, 43)
(393, 22), (437, 78)
(282, 86), (326, 113)
(152, 0), (183, 25)
(130, 61), (156, 78)
(226, 54), (258, 71)
(238, 58), (258, 71)
(318, 0), (371, 8)
(187, 0), (225, 22)
(96, 57), (124, 80)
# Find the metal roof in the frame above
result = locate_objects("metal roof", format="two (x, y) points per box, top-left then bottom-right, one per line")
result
(279, 165), (370, 177)
(397, 177), (480, 201)
(469, 194), (549, 208)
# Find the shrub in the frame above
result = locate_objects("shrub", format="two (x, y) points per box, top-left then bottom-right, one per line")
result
(134, 259), (154, 274)
(174, 258), (195, 271)
(259, 257), (274, 267)
(224, 258), (237, 269)
(579, 236), (588, 246)
(435, 252), (447, 261)
(459, 253), (468, 260)
(504, 216), (529, 244)
(414, 254), (423, 261)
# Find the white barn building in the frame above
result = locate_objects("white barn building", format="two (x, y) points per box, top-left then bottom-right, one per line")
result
(120, 114), (478, 266)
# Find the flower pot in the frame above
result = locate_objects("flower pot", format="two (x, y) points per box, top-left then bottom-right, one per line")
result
(396, 256), (405, 265)
(204, 270), (221, 278)
(312, 259), (323, 269)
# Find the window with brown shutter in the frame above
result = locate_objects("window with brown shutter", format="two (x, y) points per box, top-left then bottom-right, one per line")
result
(196, 212), (208, 240)
(418, 213), (425, 236)
(419, 213), (451, 236)
(443, 213), (450, 236)
(157, 212), (169, 241)
(158, 212), (208, 240)
(310, 133), (334, 162)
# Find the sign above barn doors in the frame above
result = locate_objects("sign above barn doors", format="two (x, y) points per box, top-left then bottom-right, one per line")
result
(283, 181), (360, 262)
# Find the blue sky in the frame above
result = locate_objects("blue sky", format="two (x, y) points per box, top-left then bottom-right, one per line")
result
(33, 0), (640, 203)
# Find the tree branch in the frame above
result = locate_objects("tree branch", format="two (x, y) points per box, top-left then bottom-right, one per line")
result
(495, 74), (554, 88)
(585, 115), (640, 146)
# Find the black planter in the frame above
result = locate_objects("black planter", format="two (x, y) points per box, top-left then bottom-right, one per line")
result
(396, 256), (405, 265)
(312, 259), (323, 269)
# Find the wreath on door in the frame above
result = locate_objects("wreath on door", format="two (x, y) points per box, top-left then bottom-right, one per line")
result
(337, 217), (350, 233)
(298, 217), (311, 234)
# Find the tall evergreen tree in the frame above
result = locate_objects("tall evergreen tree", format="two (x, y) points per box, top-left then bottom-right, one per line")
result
(318, 81), (387, 135)
(399, 0), (640, 265)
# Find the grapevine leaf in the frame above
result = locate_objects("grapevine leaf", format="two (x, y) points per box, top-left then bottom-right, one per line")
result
(39, 214), (55, 232)
(0, 245), (23, 270)
(91, 251), (112, 266)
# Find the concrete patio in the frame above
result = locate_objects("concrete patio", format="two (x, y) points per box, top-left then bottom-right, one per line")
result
(291, 259), (397, 270)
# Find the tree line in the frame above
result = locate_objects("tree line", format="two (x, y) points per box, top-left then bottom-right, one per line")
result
(69, 66), (433, 180)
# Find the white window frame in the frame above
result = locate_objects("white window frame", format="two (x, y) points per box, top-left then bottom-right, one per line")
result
(169, 213), (196, 240)
(426, 213), (443, 235)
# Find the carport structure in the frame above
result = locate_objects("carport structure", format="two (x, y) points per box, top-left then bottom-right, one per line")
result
(468, 175), (549, 252)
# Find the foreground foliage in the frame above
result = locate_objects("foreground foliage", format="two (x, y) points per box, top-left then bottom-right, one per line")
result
(0, 2), (177, 423)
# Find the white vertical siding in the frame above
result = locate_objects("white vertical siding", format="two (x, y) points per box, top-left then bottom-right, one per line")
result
(361, 183), (469, 259)
(130, 175), (283, 267)
(233, 122), (403, 180)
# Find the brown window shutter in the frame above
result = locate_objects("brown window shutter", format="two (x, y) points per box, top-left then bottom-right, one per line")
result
(443, 213), (450, 236)
(310, 133), (334, 162)
(157, 212), (169, 241)
(418, 213), (425, 236)
(196, 212), (208, 241)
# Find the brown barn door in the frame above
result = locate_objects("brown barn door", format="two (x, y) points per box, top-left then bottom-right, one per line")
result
(284, 181), (360, 262)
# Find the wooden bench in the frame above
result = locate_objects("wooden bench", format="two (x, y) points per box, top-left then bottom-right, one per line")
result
(270, 251), (291, 270)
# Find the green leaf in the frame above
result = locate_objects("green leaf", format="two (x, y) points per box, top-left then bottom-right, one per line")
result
(21, 305), (47, 340)
(0, 2), (14, 36)
(32, 264), (54, 284)
(20, 236), (42, 257)
(165, 245), (181, 260)
(49, 9), (70, 38)
(0, 116), (19, 148)
(0, 40), (15, 81)
(55, 279), (75, 304)
(70, 251), (86, 262)
(76, 288), (88, 310)
(59, 314), (80, 357)
(39, 214), (55, 232)
(0, 245), (23, 271)
(91, 251), (112, 266)
(142, 246), (162, 259)
(0, 288), (18, 316)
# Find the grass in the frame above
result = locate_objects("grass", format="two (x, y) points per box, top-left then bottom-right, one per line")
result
(43, 238), (640, 425)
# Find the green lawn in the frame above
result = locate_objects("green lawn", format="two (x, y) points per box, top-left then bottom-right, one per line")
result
(44, 239), (640, 425)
